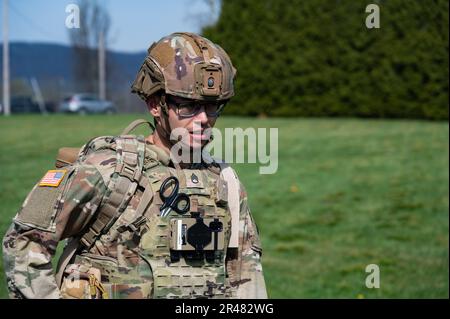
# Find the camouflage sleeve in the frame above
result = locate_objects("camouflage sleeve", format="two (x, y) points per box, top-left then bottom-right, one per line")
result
(235, 182), (268, 299)
(2, 153), (111, 299)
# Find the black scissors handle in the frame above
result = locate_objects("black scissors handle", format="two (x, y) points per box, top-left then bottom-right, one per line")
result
(160, 176), (179, 205)
(170, 192), (190, 215)
(160, 176), (190, 217)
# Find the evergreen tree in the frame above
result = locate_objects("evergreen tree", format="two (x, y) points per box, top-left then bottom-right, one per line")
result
(203, 0), (449, 119)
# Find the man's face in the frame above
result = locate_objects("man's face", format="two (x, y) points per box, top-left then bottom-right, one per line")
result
(150, 95), (226, 149)
(167, 96), (217, 149)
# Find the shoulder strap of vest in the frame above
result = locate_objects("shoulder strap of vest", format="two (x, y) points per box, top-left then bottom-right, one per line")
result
(218, 163), (240, 248)
(56, 135), (147, 288)
(79, 135), (146, 249)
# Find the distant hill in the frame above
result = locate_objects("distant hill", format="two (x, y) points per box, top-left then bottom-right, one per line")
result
(0, 42), (146, 85)
(0, 42), (148, 112)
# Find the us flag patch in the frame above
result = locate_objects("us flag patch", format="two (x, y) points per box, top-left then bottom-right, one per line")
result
(39, 170), (67, 187)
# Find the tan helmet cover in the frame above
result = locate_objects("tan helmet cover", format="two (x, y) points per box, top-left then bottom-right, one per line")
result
(131, 32), (236, 101)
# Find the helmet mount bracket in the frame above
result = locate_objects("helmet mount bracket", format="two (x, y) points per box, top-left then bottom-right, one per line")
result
(195, 63), (223, 98)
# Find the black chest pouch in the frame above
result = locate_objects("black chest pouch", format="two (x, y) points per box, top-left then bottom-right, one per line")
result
(169, 214), (224, 263)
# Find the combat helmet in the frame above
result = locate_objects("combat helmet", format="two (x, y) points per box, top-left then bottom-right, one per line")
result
(131, 32), (236, 102)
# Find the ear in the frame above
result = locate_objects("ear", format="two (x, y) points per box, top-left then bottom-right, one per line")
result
(146, 95), (160, 118)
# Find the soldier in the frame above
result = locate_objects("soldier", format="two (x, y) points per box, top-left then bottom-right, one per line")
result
(2, 32), (267, 299)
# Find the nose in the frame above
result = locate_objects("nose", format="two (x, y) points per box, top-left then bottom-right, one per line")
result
(193, 105), (209, 124)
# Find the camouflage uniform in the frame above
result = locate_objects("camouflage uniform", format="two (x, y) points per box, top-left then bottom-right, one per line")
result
(3, 136), (266, 299)
(2, 32), (267, 299)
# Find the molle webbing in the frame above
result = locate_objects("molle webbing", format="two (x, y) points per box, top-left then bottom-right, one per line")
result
(80, 136), (146, 249)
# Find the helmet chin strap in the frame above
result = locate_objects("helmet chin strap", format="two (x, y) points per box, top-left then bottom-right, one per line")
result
(154, 99), (183, 170)
(156, 94), (176, 145)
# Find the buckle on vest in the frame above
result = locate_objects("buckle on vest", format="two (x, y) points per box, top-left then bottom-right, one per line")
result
(117, 215), (147, 233)
(117, 160), (141, 182)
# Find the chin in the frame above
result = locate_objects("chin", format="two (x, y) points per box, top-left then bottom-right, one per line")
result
(188, 136), (208, 149)
(190, 142), (205, 150)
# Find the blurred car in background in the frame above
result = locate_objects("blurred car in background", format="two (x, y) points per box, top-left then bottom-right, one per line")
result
(59, 93), (116, 114)
(11, 96), (41, 113)
(44, 101), (57, 113)
(4, 96), (57, 114)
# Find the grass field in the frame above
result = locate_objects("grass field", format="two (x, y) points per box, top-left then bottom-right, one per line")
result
(0, 114), (448, 298)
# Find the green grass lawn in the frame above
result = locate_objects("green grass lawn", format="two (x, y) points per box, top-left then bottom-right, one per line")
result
(0, 114), (448, 298)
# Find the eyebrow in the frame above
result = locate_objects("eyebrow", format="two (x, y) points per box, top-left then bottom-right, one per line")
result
(168, 96), (194, 104)
(169, 96), (225, 105)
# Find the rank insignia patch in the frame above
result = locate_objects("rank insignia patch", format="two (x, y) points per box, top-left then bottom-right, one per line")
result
(39, 170), (67, 187)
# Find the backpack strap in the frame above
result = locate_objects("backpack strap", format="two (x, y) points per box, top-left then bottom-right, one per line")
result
(218, 163), (240, 248)
(121, 119), (155, 135)
(79, 135), (146, 249)
(56, 135), (147, 288)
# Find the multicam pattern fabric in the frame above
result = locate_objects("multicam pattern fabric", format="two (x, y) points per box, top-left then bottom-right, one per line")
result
(131, 32), (236, 101)
(3, 156), (110, 299)
(2, 137), (267, 299)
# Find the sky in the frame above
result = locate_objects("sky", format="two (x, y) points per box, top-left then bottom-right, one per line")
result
(0, 0), (219, 53)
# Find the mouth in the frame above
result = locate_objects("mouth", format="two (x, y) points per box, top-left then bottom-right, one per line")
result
(189, 130), (208, 141)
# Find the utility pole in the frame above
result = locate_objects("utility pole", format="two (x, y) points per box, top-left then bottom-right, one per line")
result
(98, 31), (105, 100)
(3, 0), (10, 115)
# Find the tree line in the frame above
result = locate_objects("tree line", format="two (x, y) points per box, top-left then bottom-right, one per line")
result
(202, 0), (449, 120)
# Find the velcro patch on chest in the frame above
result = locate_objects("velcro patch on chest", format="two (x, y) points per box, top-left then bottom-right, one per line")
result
(184, 170), (205, 188)
(39, 169), (67, 187)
